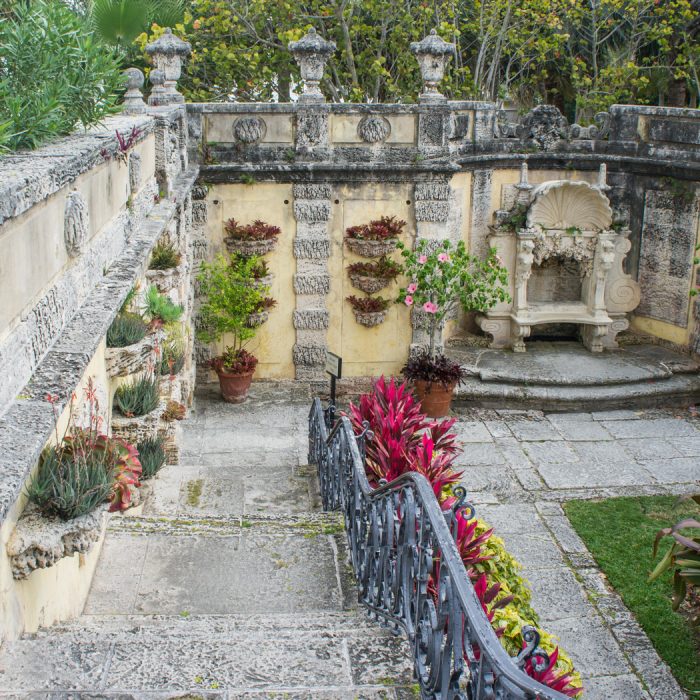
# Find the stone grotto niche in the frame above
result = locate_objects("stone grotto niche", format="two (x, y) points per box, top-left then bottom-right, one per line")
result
(477, 166), (641, 352)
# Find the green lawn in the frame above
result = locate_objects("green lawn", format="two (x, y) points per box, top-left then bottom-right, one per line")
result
(564, 495), (700, 695)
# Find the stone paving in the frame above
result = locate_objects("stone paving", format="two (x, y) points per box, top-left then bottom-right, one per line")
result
(0, 384), (697, 698)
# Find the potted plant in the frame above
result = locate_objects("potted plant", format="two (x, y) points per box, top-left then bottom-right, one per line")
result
(105, 311), (152, 377)
(347, 256), (401, 293)
(396, 239), (510, 416)
(196, 254), (268, 403)
(224, 218), (281, 257)
(346, 294), (392, 327)
(345, 216), (405, 257)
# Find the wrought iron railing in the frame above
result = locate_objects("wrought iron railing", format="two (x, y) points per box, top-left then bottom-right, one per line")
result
(309, 397), (568, 700)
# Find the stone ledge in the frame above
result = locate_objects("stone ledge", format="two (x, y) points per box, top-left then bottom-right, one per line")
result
(0, 112), (181, 226)
(0, 166), (199, 528)
(7, 505), (109, 580)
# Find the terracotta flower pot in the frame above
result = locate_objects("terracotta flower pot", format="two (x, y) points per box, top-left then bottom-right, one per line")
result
(413, 380), (456, 418)
(216, 368), (255, 403)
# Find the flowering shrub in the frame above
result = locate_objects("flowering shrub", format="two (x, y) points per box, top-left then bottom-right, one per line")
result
(345, 215), (406, 241)
(348, 377), (583, 697)
(396, 239), (510, 357)
(27, 380), (141, 518)
(346, 295), (391, 313)
(224, 218), (281, 241)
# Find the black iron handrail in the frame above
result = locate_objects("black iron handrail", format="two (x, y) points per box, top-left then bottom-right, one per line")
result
(309, 397), (568, 700)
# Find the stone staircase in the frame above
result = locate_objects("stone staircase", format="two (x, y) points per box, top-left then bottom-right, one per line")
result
(0, 385), (414, 698)
(449, 341), (700, 411)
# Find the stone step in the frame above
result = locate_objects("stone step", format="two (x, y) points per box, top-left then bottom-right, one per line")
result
(0, 613), (414, 697)
(450, 343), (700, 410)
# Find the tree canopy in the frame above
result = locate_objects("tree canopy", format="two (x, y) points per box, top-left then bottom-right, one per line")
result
(136, 0), (700, 119)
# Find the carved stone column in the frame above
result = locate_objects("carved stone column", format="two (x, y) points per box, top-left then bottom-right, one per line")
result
(292, 184), (332, 381)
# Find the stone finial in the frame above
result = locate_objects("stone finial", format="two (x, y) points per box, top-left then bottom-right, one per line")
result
(122, 67), (147, 114)
(594, 163), (611, 193)
(288, 27), (336, 103)
(410, 29), (455, 102)
(145, 28), (192, 105)
(516, 160), (532, 205)
(148, 69), (169, 107)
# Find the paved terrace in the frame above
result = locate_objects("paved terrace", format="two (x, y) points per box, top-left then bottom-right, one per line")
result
(0, 383), (697, 699)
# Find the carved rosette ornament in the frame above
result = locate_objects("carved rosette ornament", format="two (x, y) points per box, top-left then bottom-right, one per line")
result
(233, 116), (267, 145)
(288, 28), (336, 103)
(357, 115), (391, 143)
(145, 28), (192, 105)
(64, 191), (88, 257)
(410, 30), (455, 101)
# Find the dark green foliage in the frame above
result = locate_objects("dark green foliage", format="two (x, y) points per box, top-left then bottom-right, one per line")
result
(115, 374), (160, 417)
(149, 241), (182, 271)
(91, 0), (185, 47)
(0, 0), (124, 151)
(566, 496), (700, 692)
(27, 443), (113, 520)
(144, 285), (184, 324)
(106, 313), (148, 348)
(137, 436), (167, 479)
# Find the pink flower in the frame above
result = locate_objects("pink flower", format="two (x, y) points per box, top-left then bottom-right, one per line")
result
(407, 283), (418, 293)
(495, 254), (504, 265)
(418, 255), (428, 264)
(438, 253), (450, 262)
(423, 301), (438, 314)
(404, 295), (414, 306)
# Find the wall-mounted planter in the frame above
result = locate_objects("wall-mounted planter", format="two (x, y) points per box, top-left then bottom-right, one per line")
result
(246, 311), (269, 327)
(7, 504), (109, 580)
(225, 237), (277, 257)
(145, 263), (185, 294)
(105, 332), (159, 378)
(345, 238), (397, 257)
(252, 274), (274, 289)
(352, 310), (387, 327)
(349, 273), (392, 294)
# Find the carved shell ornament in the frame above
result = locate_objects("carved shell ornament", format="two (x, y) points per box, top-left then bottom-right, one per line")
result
(526, 180), (613, 231)
(233, 116), (267, 145)
(357, 115), (391, 143)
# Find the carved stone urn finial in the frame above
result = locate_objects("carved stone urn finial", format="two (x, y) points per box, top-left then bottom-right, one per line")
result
(122, 68), (147, 114)
(410, 29), (455, 102)
(288, 27), (336, 103)
(145, 28), (192, 105)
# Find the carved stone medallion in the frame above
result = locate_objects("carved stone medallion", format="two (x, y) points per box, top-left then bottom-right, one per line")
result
(357, 115), (391, 143)
(64, 191), (89, 257)
(232, 116), (267, 145)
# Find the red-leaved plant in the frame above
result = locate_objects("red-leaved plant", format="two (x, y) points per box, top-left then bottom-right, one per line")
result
(347, 377), (582, 698)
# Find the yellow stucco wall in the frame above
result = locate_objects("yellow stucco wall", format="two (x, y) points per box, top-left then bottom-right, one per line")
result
(203, 183), (296, 379)
(0, 346), (111, 643)
(0, 134), (155, 342)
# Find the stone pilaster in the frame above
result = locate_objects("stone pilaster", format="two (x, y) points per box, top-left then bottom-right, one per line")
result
(292, 183), (333, 380)
(411, 177), (452, 353)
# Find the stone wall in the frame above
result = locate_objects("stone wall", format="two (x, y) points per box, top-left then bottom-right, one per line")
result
(0, 106), (198, 642)
(189, 101), (700, 373)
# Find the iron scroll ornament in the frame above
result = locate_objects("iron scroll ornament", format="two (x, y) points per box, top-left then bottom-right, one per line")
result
(308, 398), (569, 700)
